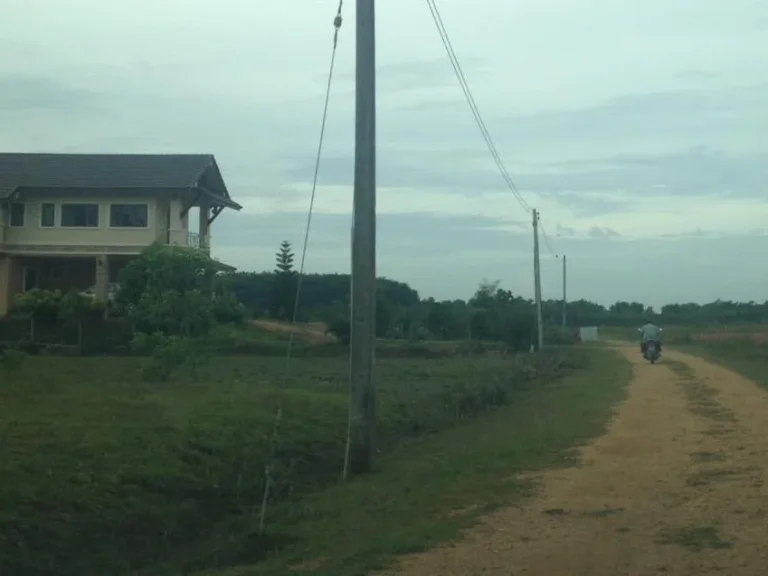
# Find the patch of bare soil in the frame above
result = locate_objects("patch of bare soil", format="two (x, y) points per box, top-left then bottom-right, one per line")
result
(252, 320), (336, 343)
(385, 345), (768, 575)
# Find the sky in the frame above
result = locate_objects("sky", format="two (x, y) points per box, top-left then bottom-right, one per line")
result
(1, 0), (767, 308)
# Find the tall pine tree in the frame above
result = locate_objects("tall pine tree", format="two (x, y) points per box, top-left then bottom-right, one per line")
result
(271, 241), (298, 320)
(275, 240), (294, 274)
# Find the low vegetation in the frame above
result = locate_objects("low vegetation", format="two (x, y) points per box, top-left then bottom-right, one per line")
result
(180, 347), (632, 576)
(0, 344), (617, 576)
(1, 241), (765, 575)
(0, 344), (632, 576)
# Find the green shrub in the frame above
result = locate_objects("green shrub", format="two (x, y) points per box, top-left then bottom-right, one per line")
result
(13, 290), (103, 324)
(544, 325), (577, 346)
(132, 332), (210, 382)
(14, 289), (63, 322)
(326, 317), (351, 345)
(119, 244), (246, 339)
(212, 292), (247, 324)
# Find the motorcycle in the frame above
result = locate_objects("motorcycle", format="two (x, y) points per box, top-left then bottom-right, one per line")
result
(644, 340), (660, 364)
(638, 326), (663, 364)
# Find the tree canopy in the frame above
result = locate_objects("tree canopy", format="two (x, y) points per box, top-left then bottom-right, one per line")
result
(118, 243), (245, 337)
(225, 252), (768, 347)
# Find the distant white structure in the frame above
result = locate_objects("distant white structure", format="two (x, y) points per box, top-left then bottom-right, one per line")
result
(579, 326), (599, 342)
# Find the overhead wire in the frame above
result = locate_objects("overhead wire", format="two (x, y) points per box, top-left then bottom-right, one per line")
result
(425, 0), (565, 268)
(424, 0), (532, 215)
(258, 0), (344, 536)
(538, 219), (561, 259)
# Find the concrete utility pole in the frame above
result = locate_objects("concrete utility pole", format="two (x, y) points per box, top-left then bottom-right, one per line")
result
(561, 254), (567, 328)
(532, 209), (544, 351)
(344, 0), (377, 478)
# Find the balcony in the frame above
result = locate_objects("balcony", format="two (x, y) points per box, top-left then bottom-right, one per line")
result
(187, 232), (200, 248)
(186, 232), (208, 251)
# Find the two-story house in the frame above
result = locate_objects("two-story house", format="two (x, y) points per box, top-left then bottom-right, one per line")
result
(0, 153), (242, 316)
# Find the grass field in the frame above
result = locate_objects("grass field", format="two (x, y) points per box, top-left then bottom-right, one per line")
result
(184, 347), (630, 576)
(203, 324), (511, 358)
(677, 337), (768, 390)
(0, 343), (627, 576)
(599, 322), (768, 387)
(599, 323), (768, 344)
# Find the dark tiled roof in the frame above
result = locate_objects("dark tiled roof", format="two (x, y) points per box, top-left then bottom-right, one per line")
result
(0, 153), (226, 199)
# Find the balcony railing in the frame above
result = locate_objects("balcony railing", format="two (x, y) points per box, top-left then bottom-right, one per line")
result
(187, 232), (200, 248)
(186, 232), (208, 251)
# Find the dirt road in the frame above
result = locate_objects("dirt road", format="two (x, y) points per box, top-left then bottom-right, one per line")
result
(387, 344), (768, 575)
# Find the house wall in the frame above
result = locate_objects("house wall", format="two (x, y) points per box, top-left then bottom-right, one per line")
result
(3, 193), (212, 255)
(5, 196), (166, 249)
(168, 198), (196, 248)
(0, 255), (22, 316)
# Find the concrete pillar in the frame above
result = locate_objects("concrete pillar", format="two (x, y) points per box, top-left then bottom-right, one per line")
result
(95, 255), (109, 303)
(0, 256), (10, 317)
(156, 199), (170, 243)
(198, 197), (210, 251)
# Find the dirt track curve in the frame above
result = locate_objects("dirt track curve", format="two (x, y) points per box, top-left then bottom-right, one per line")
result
(387, 344), (768, 575)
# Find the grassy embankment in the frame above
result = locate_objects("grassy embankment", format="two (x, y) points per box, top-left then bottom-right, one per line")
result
(0, 328), (631, 576)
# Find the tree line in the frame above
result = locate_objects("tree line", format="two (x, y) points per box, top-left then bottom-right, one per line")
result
(6, 241), (765, 356)
(226, 241), (768, 346)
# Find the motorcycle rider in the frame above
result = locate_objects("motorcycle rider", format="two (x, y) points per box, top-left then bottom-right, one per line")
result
(638, 320), (663, 356)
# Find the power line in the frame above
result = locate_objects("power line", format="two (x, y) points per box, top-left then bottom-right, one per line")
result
(258, 0), (344, 535)
(538, 218), (561, 259)
(424, 0), (532, 215)
(424, 0), (569, 267)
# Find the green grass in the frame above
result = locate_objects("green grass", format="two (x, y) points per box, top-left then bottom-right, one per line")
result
(678, 338), (768, 389)
(0, 346), (611, 576)
(605, 322), (768, 390)
(598, 323), (768, 346)
(158, 347), (630, 576)
(205, 324), (514, 358)
(600, 325), (694, 344)
(658, 525), (733, 551)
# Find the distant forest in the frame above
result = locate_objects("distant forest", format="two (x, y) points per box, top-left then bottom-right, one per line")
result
(223, 242), (767, 343)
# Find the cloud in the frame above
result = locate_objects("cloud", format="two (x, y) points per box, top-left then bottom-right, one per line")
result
(517, 147), (768, 199)
(334, 57), (484, 95)
(2, 0), (767, 306)
(662, 228), (716, 239)
(587, 227), (621, 239)
(0, 74), (100, 111)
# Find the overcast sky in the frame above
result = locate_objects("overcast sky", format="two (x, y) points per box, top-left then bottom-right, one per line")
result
(2, 1), (767, 308)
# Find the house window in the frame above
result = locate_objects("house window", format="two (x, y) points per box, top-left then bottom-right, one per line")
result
(110, 203), (148, 228)
(10, 203), (25, 227)
(41, 203), (55, 227)
(61, 203), (99, 227)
